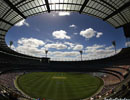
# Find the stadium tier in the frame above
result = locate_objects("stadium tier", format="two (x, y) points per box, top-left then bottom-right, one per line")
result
(0, 0), (130, 100)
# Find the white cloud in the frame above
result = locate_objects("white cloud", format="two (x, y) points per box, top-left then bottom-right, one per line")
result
(49, 51), (79, 57)
(10, 37), (120, 61)
(52, 30), (71, 39)
(14, 38), (45, 57)
(8, 45), (16, 51)
(16, 45), (44, 57)
(18, 37), (45, 47)
(80, 28), (96, 39)
(86, 44), (105, 51)
(65, 42), (83, 50)
(125, 41), (130, 47)
(96, 32), (103, 38)
(73, 44), (83, 50)
(69, 24), (77, 28)
(50, 12), (71, 17)
(62, 51), (79, 57)
(73, 33), (78, 35)
(105, 45), (113, 50)
(64, 42), (75, 49)
(80, 28), (103, 39)
(83, 44), (121, 60)
(58, 12), (70, 16)
(45, 43), (67, 50)
(45, 39), (53, 43)
(15, 19), (29, 27)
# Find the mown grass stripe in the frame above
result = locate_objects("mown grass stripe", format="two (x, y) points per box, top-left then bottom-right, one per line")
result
(16, 72), (104, 100)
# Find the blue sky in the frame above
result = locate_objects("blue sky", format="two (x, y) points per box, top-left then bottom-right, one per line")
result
(6, 12), (126, 60)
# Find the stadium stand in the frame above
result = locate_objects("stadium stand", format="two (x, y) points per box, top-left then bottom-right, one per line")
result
(0, 47), (130, 100)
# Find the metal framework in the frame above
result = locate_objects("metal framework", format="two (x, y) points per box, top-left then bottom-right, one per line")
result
(3, 0), (26, 19)
(104, 1), (130, 21)
(45, 0), (50, 13)
(0, 0), (130, 55)
(0, 18), (13, 26)
(79, 0), (89, 13)
(0, 28), (7, 32)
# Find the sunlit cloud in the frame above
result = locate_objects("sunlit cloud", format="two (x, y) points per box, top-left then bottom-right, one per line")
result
(64, 42), (75, 49)
(73, 33), (78, 35)
(45, 43), (67, 50)
(126, 41), (130, 47)
(80, 28), (103, 39)
(69, 24), (77, 28)
(15, 19), (29, 27)
(73, 44), (83, 50)
(9, 38), (120, 60)
(58, 12), (71, 16)
(14, 38), (45, 57)
(52, 30), (71, 39)
(83, 44), (120, 60)
(50, 12), (71, 17)
(80, 28), (96, 39)
(18, 37), (45, 47)
(49, 51), (79, 57)
(96, 32), (103, 38)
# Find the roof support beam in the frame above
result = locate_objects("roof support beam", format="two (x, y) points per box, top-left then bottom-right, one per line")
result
(0, 18), (13, 26)
(45, 0), (50, 13)
(15, 0), (27, 6)
(116, 22), (130, 29)
(0, 28), (7, 32)
(0, 34), (5, 37)
(103, 2), (130, 21)
(79, 0), (89, 14)
(0, 37), (4, 40)
(100, 0), (116, 10)
(4, 0), (26, 19)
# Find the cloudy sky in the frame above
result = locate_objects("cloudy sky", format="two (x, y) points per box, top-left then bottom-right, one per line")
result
(6, 12), (126, 61)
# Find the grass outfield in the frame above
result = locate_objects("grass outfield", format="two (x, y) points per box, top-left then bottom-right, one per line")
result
(16, 72), (104, 100)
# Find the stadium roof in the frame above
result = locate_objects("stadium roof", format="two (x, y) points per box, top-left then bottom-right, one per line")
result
(0, 0), (130, 55)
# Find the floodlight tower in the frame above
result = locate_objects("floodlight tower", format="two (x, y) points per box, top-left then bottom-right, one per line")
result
(45, 50), (48, 58)
(79, 50), (83, 61)
(112, 41), (116, 54)
(9, 41), (13, 48)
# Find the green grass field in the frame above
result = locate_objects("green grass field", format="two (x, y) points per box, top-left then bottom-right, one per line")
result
(16, 72), (104, 100)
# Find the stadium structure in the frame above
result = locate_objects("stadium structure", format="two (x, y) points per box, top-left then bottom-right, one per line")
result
(0, 0), (130, 100)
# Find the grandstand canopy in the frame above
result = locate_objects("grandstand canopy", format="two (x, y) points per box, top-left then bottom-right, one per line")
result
(0, 0), (130, 54)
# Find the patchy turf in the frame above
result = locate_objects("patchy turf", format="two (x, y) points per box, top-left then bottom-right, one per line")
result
(16, 72), (104, 100)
